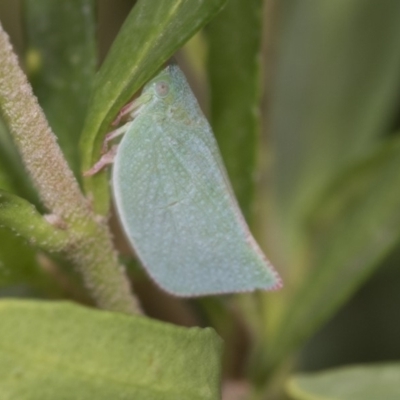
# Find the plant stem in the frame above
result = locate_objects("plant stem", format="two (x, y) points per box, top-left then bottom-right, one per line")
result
(0, 22), (141, 315)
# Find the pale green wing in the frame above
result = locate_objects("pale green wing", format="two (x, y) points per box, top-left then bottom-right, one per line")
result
(113, 113), (281, 296)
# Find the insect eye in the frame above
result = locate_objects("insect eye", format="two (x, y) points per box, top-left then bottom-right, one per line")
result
(155, 81), (170, 98)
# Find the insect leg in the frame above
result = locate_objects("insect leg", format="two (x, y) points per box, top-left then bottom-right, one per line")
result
(83, 145), (119, 176)
(101, 121), (133, 154)
(112, 93), (150, 126)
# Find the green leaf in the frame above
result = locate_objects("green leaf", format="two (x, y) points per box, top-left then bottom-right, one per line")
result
(269, 0), (400, 259)
(0, 228), (40, 287)
(267, 137), (400, 371)
(0, 129), (48, 289)
(0, 119), (16, 192)
(206, 0), (262, 221)
(286, 363), (400, 400)
(0, 117), (36, 201)
(23, 0), (97, 178)
(0, 190), (68, 252)
(0, 300), (223, 400)
(0, 154), (14, 193)
(80, 0), (228, 214)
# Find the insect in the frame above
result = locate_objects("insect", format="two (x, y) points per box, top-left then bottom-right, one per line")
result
(86, 63), (282, 296)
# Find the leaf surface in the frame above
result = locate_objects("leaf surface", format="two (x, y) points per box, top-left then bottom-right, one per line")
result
(24, 0), (97, 177)
(267, 138), (400, 371)
(80, 0), (227, 214)
(0, 228), (40, 288)
(0, 189), (68, 252)
(207, 0), (262, 221)
(286, 363), (400, 400)
(269, 0), (400, 259)
(0, 300), (223, 400)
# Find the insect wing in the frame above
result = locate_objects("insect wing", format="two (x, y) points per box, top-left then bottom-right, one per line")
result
(113, 110), (281, 296)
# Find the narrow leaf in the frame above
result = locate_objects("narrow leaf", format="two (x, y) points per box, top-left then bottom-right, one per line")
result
(286, 363), (400, 400)
(80, 0), (228, 214)
(269, 0), (400, 256)
(267, 137), (400, 370)
(0, 190), (68, 252)
(23, 0), (97, 177)
(0, 126), (48, 289)
(207, 0), (263, 221)
(0, 300), (223, 400)
(0, 117), (36, 202)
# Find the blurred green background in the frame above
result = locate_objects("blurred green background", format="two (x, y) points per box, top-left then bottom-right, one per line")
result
(0, 0), (400, 384)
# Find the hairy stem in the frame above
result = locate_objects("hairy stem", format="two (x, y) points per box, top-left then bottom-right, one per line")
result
(0, 22), (141, 315)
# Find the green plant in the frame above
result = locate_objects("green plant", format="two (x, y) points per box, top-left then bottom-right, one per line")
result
(1, 1), (400, 399)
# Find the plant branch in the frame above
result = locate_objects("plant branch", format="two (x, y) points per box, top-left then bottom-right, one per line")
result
(0, 22), (141, 315)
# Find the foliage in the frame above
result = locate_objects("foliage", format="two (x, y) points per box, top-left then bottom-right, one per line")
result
(287, 363), (400, 400)
(0, 0), (399, 398)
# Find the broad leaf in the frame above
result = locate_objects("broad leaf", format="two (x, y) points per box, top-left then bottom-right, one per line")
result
(0, 300), (223, 400)
(286, 363), (400, 400)
(80, 0), (228, 214)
